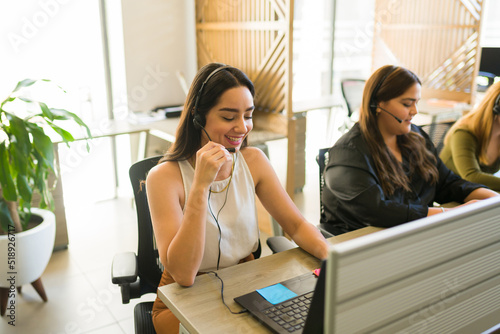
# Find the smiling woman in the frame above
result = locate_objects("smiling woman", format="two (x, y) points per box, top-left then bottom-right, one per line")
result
(145, 63), (329, 333)
(320, 65), (499, 236)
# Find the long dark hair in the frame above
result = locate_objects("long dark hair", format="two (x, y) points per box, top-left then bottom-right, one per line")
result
(359, 65), (438, 196)
(160, 63), (255, 162)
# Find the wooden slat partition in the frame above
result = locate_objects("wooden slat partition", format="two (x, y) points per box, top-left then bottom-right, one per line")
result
(195, 0), (299, 196)
(195, 0), (291, 130)
(372, 0), (484, 104)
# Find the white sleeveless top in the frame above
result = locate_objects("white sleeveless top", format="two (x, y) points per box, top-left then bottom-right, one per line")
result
(177, 151), (260, 271)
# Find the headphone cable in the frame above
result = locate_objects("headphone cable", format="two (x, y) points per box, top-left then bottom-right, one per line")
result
(206, 154), (244, 314)
(208, 154), (236, 270)
(207, 271), (248, 315)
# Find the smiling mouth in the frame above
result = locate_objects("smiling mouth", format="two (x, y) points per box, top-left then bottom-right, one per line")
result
(226, 135), (243, 145)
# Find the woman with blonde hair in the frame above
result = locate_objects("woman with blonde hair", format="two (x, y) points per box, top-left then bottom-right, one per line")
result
(440, 82), (500, 191)
(320, 65), (498, 235)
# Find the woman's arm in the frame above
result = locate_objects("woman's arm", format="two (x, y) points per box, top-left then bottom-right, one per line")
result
(243, 148), (329, 260)
(464, 187), (499, 201)
(323, 164), (429, 228)
(448, 130), (500, 191)
(146, 143), (232, 286)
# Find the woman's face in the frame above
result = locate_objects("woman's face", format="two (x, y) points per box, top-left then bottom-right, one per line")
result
(203, 86), (254, 150)
(377, 82), (421, 137)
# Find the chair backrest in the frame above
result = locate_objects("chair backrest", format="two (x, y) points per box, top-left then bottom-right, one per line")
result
(129, 156), (164, 294)
(316, 148), (335, 238)
(340, 79), (366, 118)
(316, 148), (330, 216)
(420, 121), (455, 155)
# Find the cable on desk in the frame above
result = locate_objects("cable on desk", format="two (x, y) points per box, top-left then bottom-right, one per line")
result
(207, 271), (248, 315)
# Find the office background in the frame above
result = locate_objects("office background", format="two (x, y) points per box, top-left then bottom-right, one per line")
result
(0, 0), (499, 333)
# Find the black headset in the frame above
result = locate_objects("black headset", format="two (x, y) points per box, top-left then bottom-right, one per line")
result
(493, 92), (500, 116)
(193, 64), (231, 130)
(369, 66), (398, 114)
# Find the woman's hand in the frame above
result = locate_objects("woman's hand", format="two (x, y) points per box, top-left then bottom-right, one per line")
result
(193, 142), (232, 188)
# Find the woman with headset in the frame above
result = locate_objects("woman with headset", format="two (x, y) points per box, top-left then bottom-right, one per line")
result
(320, 65), (498, 236)
(146, 63), (329, 333)
(440, 82), (500, 191)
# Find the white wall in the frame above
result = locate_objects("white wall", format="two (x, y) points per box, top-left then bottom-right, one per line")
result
(0, 0), (107, 123)
(116, 0), (197, 115)
(481, 0), (500, 47)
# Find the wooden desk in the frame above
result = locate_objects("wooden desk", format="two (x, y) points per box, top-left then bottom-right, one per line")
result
(158, 226), (383, 334)
(413, 99), (468, 127)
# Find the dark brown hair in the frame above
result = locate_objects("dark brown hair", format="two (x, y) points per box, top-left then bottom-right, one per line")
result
(359, 65), (438, 196)
(160, 63), (255, 163)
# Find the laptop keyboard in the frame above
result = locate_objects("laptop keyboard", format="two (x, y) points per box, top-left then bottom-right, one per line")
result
(262, 291), (314, 332)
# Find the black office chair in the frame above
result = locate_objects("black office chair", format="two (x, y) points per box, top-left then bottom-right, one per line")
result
(339, 79), (366, 132)
(112, 155), (294, 333)
(111, 156), (163, 334)
(420, 121), (455, 155)
(316, 148), (335, 238)
(341, 79), (366, 119)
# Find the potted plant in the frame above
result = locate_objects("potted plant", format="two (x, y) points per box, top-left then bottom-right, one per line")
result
(0, 79), (91, 316)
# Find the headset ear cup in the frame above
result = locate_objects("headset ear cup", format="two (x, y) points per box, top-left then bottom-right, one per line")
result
(493, 93), (500, 115)
(494, 105), (500, 116)
(193, 114), (203, 129)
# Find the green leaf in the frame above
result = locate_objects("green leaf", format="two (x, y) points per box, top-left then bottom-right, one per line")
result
(0, 96), (15, 109)
(0, 142), (17, 201)
(10, 143), (28, 175)
(51, 108), (93, 139)
(39, 102), (54, 121)
(18, 96), (33, 103)
(49, 123), (75, 144)
(6, 112), (31, 155)
(28, 124), (55, 171)
(48, 108), (73, 120)
(31, 150), (47, 191)
(0, 200), (15, 232)
(16, 174), (32, 204)
(13, 79), (36, 93)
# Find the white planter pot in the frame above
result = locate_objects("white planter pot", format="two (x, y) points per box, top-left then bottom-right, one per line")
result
(0, 208), (56, 287)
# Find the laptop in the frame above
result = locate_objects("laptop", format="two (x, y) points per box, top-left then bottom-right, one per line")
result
(234, 261), (327, 334)
(236, 198), (500, 333)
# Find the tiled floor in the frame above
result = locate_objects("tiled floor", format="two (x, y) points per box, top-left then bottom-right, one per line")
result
(0, 108), (345, 334)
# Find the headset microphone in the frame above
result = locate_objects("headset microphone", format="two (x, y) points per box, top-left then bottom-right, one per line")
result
(371, 104), (403, 124)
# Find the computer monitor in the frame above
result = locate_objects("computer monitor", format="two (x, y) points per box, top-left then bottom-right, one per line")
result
(479, 47), (500, 77)
(478, 47), (500, 91)
(324, 196), (500, 333)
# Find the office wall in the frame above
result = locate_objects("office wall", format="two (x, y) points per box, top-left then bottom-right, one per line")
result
(481, 0), (500, 47)
(118, 0), (197, 113)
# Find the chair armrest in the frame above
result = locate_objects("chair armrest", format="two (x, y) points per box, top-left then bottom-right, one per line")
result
(112, 252), (138, 284)
(266, 236), (297, 253)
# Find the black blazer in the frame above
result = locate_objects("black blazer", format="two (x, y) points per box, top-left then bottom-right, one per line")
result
(321, 123), (485, 234)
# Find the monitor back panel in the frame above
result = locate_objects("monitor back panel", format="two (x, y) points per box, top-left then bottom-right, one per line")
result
(325, 197), (500, 333)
